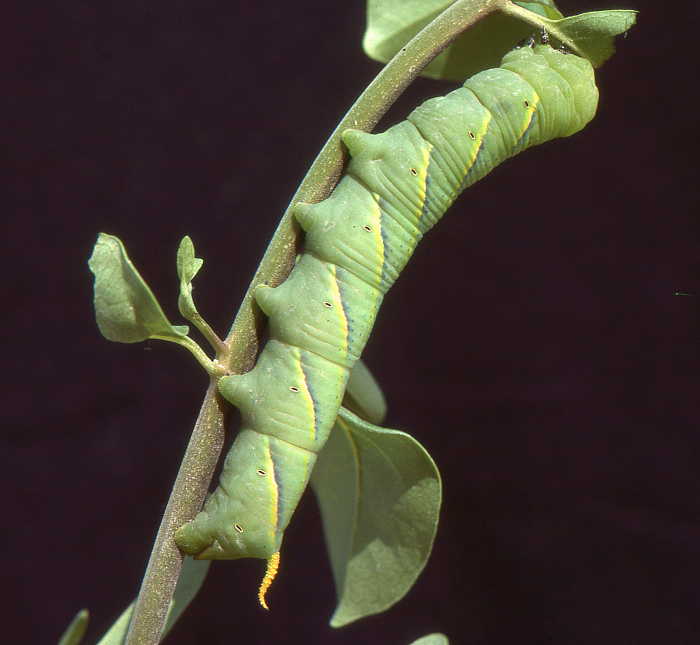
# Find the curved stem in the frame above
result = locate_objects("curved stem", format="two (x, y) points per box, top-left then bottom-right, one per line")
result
(124, 381), (230, 645)
(150, 334), (226, 376)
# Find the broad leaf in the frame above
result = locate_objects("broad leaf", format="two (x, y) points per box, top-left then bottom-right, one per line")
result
(88, 233), (188, 343)
(536, 10), (638, 67)
(343, 359), (388, 425)
(408, 635), (450, 645)
(364, 0), (561, 81)
(311, 407), (441, 627)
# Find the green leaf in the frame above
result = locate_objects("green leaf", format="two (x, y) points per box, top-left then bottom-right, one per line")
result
(310, 407), (441, 627)
(408, 635), (450, 645)
(343, 359), (388, 425)
(176, 235), (203, 294)
(364, 0), (561, 81)
(176, 235), (203, 321)
(95, 557), (211, 645)
(174, 236), (228, 359)
(57, 609), (89, 645)
(88, 233), (189, 343)
(536, 11), (638, 67)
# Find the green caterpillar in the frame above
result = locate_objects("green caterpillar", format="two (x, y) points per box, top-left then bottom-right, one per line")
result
(175, 42), (598, 573)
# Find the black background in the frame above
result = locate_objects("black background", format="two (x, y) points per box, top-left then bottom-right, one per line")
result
(4, 1), (700, 643)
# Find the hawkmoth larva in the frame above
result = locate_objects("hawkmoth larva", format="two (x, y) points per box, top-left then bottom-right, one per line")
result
(175, 42), (598, 599)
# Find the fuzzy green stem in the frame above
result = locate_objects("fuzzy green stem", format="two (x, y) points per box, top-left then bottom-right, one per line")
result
(178, 293), (228, 356)
(124, 382), (229, 645)
(151, 334), (226, 377)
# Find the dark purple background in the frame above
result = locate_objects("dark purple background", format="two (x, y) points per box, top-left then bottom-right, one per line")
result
(4, 1), (699, 643)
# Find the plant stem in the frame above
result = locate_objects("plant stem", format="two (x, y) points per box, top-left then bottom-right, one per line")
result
(124, 382), (230, 645)
(188, 311), (228, 356)
(150, 334), (225, 376)
(123, 1), (518, 642)
(178, 290), (228, 356)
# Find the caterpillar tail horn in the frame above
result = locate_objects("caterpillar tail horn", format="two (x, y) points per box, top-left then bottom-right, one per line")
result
(258, 551), (281, 609)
